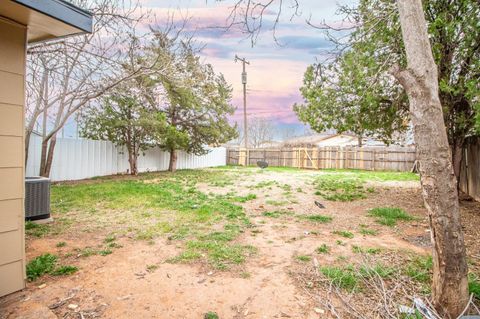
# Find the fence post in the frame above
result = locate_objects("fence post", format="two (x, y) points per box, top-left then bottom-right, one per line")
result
(372, 149), (376, 171)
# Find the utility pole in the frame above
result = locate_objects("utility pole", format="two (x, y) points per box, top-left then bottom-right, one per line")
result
(235, 55), (249, 148)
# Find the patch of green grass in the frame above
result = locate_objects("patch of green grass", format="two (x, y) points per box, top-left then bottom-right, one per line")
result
(314, 174), (366, 202)
(170, 240), (256, 270)
(404, 255), (432, 284)
(296, 255), (311, 262)
(321, 262), (398, 292)
(264, 166), (304, 172)
(359, 226), (379, 236)
(262, 210), (291, 218)
(468, 273), (480, 299)
(204, 312), (219, 319)
(333, 230), (354, 239)
(99, 249), (113, 256)
(320, 265), (359, 291)
(336, 240), (346, 246)
(209, 180), (234, 187)
(104, 234), (116, 243)
(352, 245), (381, 254)
(359, 264), (396, 278)
(50, 170), (255, 271)
(51, 265), (78, 276)
(316, 244), (330, 254)
(146, 264), (158, 272)
(25, 221), (51, 238)
(368, 207), (414, 226)
(313, 170), (418, 202)
(320, 169), (419, 182)
(26, 254), (57, 281)
(77, 247), (97, 257)
(250, 181), (276, 189)
(56, 241), (67, 248)
(235, 193), (257, 202)
(107, 242), (123, 248)
(26, 254), (77, 281)
(302, 214), (333, 223)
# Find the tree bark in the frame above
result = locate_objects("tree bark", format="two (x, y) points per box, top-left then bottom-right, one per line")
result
(127, 148), (138, 175)
(43, 135), (57, 178)
(392, 0), (468, 317)
(39, 139), (48, 176)
(25, 130), (32, 168)
(357, 135), (363, 147)
(168, 148), (177, 172)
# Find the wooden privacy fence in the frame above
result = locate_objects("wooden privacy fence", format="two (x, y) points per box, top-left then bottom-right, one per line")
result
(460, 137), (480, 201)
(227, 146), (416, 172)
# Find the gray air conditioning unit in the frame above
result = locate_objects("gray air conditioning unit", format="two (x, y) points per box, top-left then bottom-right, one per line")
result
(25, 177), (51, 221)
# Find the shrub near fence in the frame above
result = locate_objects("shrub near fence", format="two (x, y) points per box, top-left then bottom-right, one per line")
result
(227, 146), (416, 172)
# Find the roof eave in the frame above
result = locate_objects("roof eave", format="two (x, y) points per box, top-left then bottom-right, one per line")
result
(12, 0), (93, 34)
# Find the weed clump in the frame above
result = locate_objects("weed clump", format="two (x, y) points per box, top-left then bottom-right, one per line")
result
(333, 230), (354, 239)
(26, 253), (77, 281)
(262, 210), (291, 218)
(296, 255), (311, 262)
(316, 244), (330, 254)
(25, 221), (51, 238)
(368, 207), (414, 226)
(303, 214), (333, 223)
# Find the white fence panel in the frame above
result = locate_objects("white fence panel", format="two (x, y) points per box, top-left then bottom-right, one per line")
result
(26, 135), (227, 181)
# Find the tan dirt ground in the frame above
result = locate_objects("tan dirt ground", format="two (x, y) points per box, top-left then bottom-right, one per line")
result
(1, 169), (480, 319)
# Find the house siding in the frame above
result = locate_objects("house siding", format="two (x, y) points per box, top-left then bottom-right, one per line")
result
(0, 17), (26, 296)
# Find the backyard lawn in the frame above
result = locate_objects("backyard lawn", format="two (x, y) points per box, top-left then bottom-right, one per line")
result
(2, 166), (480, 318)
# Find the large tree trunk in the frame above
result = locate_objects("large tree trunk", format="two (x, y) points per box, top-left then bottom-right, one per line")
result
(168, 148), (177, 172)
(127, 148), (138, 175)
(392, 1), (468, 317)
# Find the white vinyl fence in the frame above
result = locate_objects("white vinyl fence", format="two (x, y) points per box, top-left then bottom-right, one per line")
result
(26, 135), (226, 181)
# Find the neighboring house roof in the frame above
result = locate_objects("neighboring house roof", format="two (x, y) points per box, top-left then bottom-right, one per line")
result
(1, 0), (93, 43)
(281, 133), (392, 148)
(257, 141), (282, 148)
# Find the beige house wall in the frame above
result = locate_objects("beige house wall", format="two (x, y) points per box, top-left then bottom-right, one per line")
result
(0, 17), (26, 297)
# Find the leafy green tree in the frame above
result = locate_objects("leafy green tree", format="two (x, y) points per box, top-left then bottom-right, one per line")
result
(294, 47), (409, 145)
(146, 34), (237, 172)
(296, 0), (480, 179)
(81, 87), (166, 175)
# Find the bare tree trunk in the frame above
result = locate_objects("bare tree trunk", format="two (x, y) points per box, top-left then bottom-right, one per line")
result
(127, 148), (138, 175)
(25, 130), (32, 168)
(168, 148), (177, 172)
(392, 0), (468, 317)
(357, 135), (363, 147)
(128, 156), (138, 175)
(43, 135), (57, 177)
(39, 139), (48, 176)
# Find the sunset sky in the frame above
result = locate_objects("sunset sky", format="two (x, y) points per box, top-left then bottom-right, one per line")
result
(140, 0), (356, 138)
